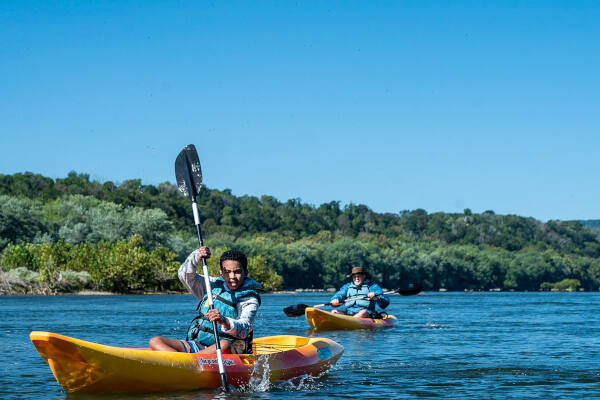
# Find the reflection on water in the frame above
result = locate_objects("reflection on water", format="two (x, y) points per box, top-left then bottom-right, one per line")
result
(2, 292), (600, 399)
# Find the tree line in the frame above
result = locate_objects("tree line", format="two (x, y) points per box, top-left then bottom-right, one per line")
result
(1, 171), (599, 293)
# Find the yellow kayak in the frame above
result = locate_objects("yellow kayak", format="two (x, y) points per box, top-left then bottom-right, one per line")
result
(30, 331), (344, 393)
(305, 307), (398, 331)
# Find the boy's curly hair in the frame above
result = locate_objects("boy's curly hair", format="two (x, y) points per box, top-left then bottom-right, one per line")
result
(219, 250), (248, 275)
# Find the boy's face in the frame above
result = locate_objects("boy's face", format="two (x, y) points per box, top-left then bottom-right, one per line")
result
(221, 260), (245, 290)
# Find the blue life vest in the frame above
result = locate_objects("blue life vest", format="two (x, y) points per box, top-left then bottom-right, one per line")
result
(187, 277), (261, 353)
(345, 281), (374, 312)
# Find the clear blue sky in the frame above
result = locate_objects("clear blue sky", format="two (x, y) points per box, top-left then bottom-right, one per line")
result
(1, 1), (598, 222)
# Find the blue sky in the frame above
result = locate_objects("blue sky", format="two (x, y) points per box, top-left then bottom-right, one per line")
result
(1, 1), (598, 221)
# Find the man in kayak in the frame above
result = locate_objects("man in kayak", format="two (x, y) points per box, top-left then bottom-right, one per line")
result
(149, 247), (262, 354)
(330, 266), (390, 318)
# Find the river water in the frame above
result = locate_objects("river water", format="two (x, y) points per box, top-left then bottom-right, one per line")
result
(1, 292), (599, 399)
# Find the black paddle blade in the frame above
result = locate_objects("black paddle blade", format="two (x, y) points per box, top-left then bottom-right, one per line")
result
(283, 304), (310, 317)
(175, 144), (203, 198)
(398, 284), (423, 296)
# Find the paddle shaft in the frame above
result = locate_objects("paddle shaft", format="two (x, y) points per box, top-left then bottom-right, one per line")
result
(181, 150), (229, 392)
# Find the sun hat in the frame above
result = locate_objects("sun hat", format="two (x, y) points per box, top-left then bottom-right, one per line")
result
(346, 266), (370, 279)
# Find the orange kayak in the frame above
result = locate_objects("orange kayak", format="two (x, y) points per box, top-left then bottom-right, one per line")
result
(30, 331), (343, 393)
(305, 307), (397, 330)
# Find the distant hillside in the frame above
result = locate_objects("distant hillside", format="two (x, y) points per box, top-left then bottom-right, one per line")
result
(2, 171), (600, 292)
(1, 171), (599, 256)
(580, 220), (600, 232)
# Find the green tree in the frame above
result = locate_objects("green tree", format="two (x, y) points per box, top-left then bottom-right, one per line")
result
(247, 255), (283, 291)
(0, 196), (45, 250)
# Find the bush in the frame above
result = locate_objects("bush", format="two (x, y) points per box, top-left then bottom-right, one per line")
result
(92, 235), (179, 292)
(56, 270), (92, 292)
(552, 278), (581, 291)
(6, 267), (39, 284)
(0, 237), (180, 293)
(0, 243), (39, 271)
(540, 278), (581, 291)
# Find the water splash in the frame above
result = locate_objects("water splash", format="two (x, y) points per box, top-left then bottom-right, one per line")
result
(239, 354), (272, 392)
(236, 354), (329, 394)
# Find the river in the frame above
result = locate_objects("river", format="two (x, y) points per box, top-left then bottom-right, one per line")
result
(1, 292), (599, 399)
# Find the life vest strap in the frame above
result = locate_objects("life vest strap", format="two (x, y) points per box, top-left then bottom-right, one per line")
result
(188, 319), (254, 353)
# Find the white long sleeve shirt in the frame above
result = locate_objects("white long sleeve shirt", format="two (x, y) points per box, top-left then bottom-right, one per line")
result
(178, 249), (260, 340)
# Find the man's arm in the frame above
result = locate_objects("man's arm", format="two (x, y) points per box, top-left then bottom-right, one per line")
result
(331, 282), (351, 302)
(369, 282), (390, 308)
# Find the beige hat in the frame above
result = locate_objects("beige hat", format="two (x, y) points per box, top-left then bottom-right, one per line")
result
(346, 266), (370, 279)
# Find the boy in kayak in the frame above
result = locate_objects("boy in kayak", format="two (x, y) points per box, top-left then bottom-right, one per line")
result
(149, 247), (262, 354)
(330, 266), (390, 318)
